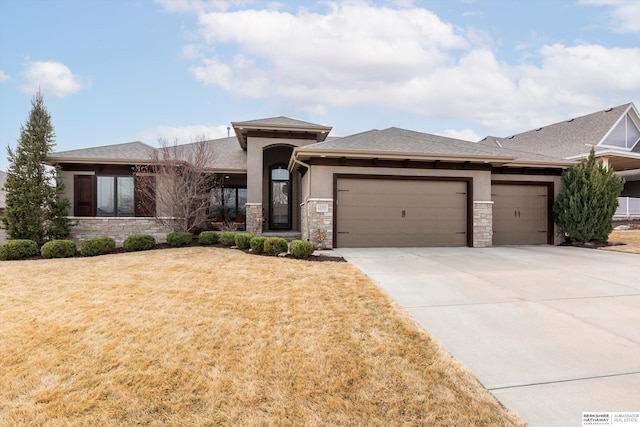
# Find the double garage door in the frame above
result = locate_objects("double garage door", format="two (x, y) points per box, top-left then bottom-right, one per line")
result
(335, 177), (551, 247)
(335, 178), (469, 247)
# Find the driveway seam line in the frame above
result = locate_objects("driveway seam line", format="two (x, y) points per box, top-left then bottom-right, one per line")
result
(403, 293), (640, 309)
(487, 371), (640, 391)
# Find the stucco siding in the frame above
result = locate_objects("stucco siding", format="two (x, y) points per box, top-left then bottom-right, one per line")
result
(61, 170), (94, 216)
(309, 165), (493, 200)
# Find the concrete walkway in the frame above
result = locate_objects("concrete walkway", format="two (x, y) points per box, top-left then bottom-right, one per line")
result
(334, 246), (640, 427)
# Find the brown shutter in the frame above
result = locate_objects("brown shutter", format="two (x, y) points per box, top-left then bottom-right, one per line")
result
(135, 175), (156, 217)
(74, 175), (96, 217)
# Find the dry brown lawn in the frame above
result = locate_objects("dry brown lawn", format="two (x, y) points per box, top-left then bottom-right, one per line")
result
(603, 231), (640, 254)
(0, 247), (522, 426)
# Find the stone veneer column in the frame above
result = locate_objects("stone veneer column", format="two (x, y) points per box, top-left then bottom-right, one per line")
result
(245, 203), (263, 235)
(302, 198), (333, 248)
(473, 201), (493, 248)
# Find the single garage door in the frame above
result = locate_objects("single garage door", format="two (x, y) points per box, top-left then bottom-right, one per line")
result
(492, 183), (549, 245)
(336, 178), (468, 247)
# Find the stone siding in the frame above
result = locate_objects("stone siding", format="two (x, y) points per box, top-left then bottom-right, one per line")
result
(0, 226), (6, 245)
(473, 201), (493, 248)
(69, 217), (174, 247)
(245, 203), (263, 235)
(301, 198), (333, 249)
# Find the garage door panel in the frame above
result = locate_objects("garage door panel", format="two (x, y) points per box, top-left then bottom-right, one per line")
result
(492, 184), (549, 245)
(336, 178), (468, 247)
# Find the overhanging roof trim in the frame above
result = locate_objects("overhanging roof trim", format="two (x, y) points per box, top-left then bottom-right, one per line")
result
(292, 147), (572, 170)
(46, 157), (156, 166)
(293, 147), (516, 163)
(565, 149), (640, 161)
(232, 117), (332, 149)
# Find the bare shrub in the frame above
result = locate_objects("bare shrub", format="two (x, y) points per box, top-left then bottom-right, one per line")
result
(135, 137), (217, 232)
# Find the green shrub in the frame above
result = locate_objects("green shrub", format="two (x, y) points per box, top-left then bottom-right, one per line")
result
(123, 234), (156, 252)
(80, 236), (116, 257)
(41, 239), (77, 258)
(289, 240), (315, 258)
(220, 232), (237, 246)
(198, 231), (219, 245)
(167, 231), (192, 247)
(553, 149), (625, 243)
(250, 236), (267, 254)
(0, 239), (39, 260)
(264, 237), (288, 256)
(234, 233), (253, 249)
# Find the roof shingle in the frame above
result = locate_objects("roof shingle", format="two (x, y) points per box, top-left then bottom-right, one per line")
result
(304, 127), (567, 164)
(52, 141), (156, 162)
(477, 103), (632, 159)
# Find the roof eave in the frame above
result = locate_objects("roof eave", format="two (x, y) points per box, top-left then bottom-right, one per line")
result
(204, 168), (248, 174)
(505, 160), (574, 168)
(293, 147), (516, 165)
(232, 121), (332, 149)
(47, 157), (155, 166)
(565, 150), (640, 161)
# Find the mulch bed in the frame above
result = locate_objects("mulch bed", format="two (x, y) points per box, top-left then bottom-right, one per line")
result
(559, 240), (626, 249)
(5, 241), (346, 262)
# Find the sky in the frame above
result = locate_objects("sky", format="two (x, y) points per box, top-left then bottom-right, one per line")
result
(1, 0), (639, 171)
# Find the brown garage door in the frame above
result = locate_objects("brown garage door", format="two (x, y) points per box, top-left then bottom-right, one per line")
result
(335, 178), (468, 247)
(492, 183), (549, 245)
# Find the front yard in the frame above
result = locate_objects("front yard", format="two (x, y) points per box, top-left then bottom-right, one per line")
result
(0, 247), (521, 426)
(603, 230), (640, 254)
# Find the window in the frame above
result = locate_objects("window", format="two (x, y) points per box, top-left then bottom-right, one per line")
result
(97, 176), (135, 217)
(602, 113), (640, 150)
(210, 187), (247, 222)
(270, 166), (290, 229)
(74, 174), (154, 217)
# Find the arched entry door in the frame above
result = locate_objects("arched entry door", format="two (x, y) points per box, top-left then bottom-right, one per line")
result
(270, 165), (290, 229)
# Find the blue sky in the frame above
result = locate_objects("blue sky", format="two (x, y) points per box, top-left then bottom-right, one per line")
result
(1, 0), (639, 171)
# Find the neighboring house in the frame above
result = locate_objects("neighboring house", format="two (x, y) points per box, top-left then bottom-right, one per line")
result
(49, 103), (640, 248)
(476, 102), (640, 220)
(0, 170), (6, 214)
(0, 170), (6, 245)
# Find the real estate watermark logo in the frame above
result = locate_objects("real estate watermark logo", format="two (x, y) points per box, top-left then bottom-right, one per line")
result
(583, 412), (640, 426)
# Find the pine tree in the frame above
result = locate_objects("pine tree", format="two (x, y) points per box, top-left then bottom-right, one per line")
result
(2, 91), (73, 245)
(553, 148), (624, 243)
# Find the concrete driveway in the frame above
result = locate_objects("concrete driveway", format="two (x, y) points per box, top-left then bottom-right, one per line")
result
(334, 246), (640, 427)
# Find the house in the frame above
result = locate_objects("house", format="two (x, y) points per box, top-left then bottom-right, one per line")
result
(0, 170), (6, 244)
(48, 103), (640, 248)
(476, 102), (640, 220)
(0, 170), (6, 215)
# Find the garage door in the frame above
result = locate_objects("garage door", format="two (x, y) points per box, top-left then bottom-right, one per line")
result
(335, 178), (468, 247)
(492, 184), (549, 245)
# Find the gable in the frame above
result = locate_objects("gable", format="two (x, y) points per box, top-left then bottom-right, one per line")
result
(601, 111), (640, 150)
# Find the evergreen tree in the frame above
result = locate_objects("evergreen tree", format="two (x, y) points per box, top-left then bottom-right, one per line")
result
(553, 149), (624, 243)
(2, 91), (73, 245)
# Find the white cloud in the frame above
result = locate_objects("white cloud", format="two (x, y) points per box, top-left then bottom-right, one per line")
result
(580, 0), (640, 32)
(170, 2), (640, 135)
(154, 0), (251, 13)
(439, 128), (481, 142)
(20, 61), (86, 98)
(136, 125), (234, 144)
(0, 70), (9, 82)
(191, 4), (467, 89)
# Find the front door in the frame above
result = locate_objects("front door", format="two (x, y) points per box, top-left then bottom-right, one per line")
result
(270, 166), (290, 229)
